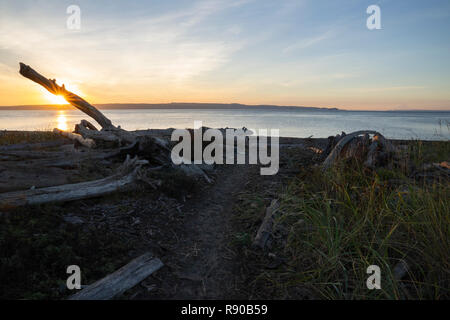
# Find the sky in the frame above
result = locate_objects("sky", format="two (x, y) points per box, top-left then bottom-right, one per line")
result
(0, 0), (449, 110)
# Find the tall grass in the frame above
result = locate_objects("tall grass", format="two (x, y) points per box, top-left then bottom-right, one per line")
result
(264, 140), (449, 299)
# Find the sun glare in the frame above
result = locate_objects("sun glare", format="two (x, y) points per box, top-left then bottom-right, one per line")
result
(41, 79), (84, 105)
(44, 91), (67, 104)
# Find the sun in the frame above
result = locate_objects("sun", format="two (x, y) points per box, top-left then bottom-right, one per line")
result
(43, 91), (67, 104)
(40, 79), (84, 105)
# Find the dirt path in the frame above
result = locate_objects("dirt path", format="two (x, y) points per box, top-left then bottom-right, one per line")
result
(141, 164), (259, 299)
(134, 140), (321, 300)
(172, 165), (258, 298)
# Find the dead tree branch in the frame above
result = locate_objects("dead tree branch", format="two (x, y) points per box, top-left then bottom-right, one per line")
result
(0, 156), (147, 209)
(253, 199), (280, 250)
(69, 253), (163, 300)
(19, 63), (114, 130)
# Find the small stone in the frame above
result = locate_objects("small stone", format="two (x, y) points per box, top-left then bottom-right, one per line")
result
(63, 215), (85, 225)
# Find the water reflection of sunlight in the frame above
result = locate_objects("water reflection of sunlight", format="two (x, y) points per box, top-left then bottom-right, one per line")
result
(56, 111), (68, 131)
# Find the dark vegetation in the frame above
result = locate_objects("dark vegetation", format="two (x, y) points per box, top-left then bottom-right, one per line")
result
(231, 140), (449, 299)
(0, 132), (196, 299)
(0, 203), (136, 299)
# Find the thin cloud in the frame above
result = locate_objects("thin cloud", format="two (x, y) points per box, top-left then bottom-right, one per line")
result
(355, 86), (427, 93)
(283, 30), (334, 54)
(0, 0), (249, 86)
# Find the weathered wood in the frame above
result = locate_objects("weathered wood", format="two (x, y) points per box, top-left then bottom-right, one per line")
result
(17, 63), (212, 182)
(0, 156), (147, 209)
(19, 63), (145, 149)
(53, 128), (96, 148)
(364, 139), (379, 168)
(19, 63), (114, 130)
(322, 131), (399, 170)
(74, 119), (137, 146)
(340, 136), (368, 161)
(321, 132), (346, 160)
(69, 252), (163, 300)
(322, 130), (380, 170)
(253, 199), (280, 249)
(79, 119), (98, 131)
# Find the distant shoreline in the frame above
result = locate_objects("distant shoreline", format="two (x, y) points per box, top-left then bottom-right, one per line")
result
(0, 103), (448, 112)
(0, 103), (338, 111)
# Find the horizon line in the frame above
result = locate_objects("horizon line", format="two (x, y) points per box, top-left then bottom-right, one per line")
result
(0, 102), (449, 112)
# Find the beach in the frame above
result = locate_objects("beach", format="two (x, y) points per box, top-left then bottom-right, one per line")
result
(0, 129), (448, 299)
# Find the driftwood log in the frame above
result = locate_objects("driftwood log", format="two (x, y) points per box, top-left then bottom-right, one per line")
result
(18, 63), (208, 166)
(0, 156), (147, 209)
(19, 63), (113, 130)
(0, 63), (213, 206)
(19, 63), (162, 148)
(69, 252), (163, 300)
(322, 130), (397, 170)
(253, 199), (280, 249)
(53, 128), (96, 148)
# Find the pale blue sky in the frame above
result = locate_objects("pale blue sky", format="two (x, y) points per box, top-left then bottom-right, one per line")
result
(0, 0), (449, 109)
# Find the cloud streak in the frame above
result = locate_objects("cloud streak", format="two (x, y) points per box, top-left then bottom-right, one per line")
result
(282, 30), (334, 54)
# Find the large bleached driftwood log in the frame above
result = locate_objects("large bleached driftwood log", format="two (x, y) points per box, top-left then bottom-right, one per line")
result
(322, 130), (378, 169)
(19, 63), (139, 147)
(19, 63), (113, 130)
(69, 252), (163, 300)
(17, 63), (179, 159)
(14, 62), (213, 196)
(0, 156), (147, 209)
(322, 130), (397, 170)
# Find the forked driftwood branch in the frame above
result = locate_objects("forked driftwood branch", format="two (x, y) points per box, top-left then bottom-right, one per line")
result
(19, 63), (138, 146)
(17, 63), (190, 161)
(19, 63), (113, 129)
(69, 252), (163, 300)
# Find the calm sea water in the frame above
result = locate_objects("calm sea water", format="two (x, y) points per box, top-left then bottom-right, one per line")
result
(0, 109), (449, 140)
